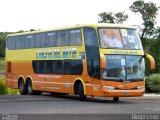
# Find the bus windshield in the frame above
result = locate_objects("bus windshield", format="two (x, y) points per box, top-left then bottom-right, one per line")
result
(98, 28), (143, 50)
(102, 55), (145, 82)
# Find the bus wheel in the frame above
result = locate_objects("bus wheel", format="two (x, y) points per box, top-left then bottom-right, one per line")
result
(18, 79), (27, 95)
(26, 80), (34, 95)
(113, 97), (119, 101)
(79, 82), (86, 101)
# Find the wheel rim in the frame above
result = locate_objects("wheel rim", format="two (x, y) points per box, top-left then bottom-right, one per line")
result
(27, 81), (33, 94)
(19, 81), (24, 93)
(28, 84), (32, 93)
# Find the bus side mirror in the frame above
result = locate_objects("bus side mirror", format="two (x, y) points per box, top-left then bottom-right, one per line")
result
(100, 53), (106, 69)
(145, 54), (155, 70)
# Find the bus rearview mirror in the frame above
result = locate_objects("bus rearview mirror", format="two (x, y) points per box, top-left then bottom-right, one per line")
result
(145, 54), (155, 70)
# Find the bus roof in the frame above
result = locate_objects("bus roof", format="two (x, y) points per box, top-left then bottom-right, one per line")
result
(7, 23), (136, 37)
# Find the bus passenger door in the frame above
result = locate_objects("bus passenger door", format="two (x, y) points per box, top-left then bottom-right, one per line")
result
(83, 27), (101, 96)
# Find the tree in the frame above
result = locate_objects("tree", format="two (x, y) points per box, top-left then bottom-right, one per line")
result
(115, 12), (128, 24)
(98, 12), (114, 23)
(0, 33), (8, 58)
(129, 0), (159, 39)
(98, 11), (128, 24)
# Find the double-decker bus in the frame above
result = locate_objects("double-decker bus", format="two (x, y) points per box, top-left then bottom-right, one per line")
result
(5, 24), (155, 101)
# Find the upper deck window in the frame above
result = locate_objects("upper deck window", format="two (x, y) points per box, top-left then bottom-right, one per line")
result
(7, 36), (16, 49)
(68, 28), (82, 46)
(98, 28), (143, 50)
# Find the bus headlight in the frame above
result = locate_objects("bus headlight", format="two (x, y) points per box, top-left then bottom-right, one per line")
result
(137, 86), (144, 89)
(103, 86), (115, 90)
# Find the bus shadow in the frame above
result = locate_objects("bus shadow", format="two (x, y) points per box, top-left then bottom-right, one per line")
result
(45, 93), (136, 104)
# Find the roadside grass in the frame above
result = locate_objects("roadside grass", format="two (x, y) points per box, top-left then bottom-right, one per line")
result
(0, 58), (19, 95)
(0, 77), (19, 95)
(0, 58), (5, 78)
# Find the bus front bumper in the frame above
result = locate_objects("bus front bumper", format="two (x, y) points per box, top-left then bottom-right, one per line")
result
(102, 88), (145, 97)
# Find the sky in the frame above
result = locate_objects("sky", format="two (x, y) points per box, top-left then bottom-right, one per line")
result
(0, 0), (160, 32)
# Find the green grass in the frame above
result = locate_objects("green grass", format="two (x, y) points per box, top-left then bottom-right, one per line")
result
(0, 77), (19, 95)
(0, 58), (5, 78)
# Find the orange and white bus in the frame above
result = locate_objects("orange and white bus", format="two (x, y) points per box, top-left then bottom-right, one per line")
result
(5, 24), (155, 101)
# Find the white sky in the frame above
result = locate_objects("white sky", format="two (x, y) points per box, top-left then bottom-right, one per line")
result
(0, 0), (160, 32)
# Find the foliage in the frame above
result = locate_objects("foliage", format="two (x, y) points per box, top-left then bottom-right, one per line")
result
(98, 12), (114, 23)
(0, 33), (8, 58)
(7, 87), (20, 95)
(98, 11), (128, 24)
(115, 12), (128, 24)
(146, 74), (160, 93)
(0, 77), (19, 95)
(0, 58), (5, 78)
(0, 80), (8, 95)
(129, 0), (160, 39)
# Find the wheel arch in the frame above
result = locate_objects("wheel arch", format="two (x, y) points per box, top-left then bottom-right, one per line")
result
(18, 75), (25, 85)
(73, 78), (86, 95)
(25, 76), (34, 90)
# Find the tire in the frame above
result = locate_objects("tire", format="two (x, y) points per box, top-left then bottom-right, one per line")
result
(26, 80), (34, 95)
(79, 82), (86, 101)
(18, 79), (27, 95)
(113, 97), (119, 101)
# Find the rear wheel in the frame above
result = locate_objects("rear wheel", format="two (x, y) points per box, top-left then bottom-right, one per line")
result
(27, 80), (41, 95)
(113, 97), (119, 101)
(27, 80), (34, 95)
(79, 82), (86, 101)
(18, 79), (27, 95)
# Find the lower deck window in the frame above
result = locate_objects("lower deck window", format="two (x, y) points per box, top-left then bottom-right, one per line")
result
(32, 60), (83, 75)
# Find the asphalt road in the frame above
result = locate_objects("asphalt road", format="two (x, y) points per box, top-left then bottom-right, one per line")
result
(0, 94), (160, 114)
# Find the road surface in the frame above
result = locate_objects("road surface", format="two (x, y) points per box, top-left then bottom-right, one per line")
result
(0, 94), (160, 114)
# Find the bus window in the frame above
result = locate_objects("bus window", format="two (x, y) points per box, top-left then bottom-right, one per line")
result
(15, 36), (24, 49)
(121, 29), (143, 50)
(64, 60), (71, 74)
(68, 28), (82, 46)
(7, 36), (16, 49)
(34, 33), (45, 48)
(84, 27), (100, 79)
(45, 32), (57, 47)
(57, 30), (68, 46)
(53, 60), (63, 74)
(99, 28), (123, 48)
(70, 60), (83, 75)
(24, 34), (34, 48)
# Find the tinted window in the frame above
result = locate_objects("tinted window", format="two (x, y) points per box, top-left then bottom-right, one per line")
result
(57, 30), (67, 46)
(32, 60), (82, 75)
(84, 27), (98, 47)
(15, 36), (24, 49)
(24, 34), (34, 48)
(68, 28), (82, 46)
(64, 60), (83, 75)
(7, 36), (15, 49)
(53, 61), (63, 74)
(70, 60), (83, 75)
(35, 33), (45, 48)
(84, 27), (100, 79)
(45, 32), (57, 47)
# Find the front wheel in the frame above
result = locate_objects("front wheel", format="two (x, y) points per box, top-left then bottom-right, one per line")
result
(79, 83), (86, 101)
